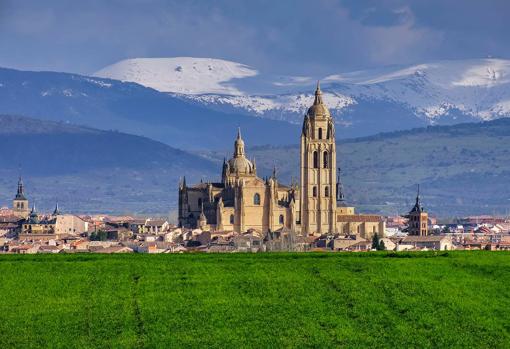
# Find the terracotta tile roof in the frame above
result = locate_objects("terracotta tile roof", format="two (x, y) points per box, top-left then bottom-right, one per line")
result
(402, 236), (448, 243)
(337, 214), (384, 223)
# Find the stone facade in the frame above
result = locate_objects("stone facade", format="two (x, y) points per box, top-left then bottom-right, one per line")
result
(178, 84), (385, 237)
(178, 128), (299, 234)
(300, 82), (337, 235)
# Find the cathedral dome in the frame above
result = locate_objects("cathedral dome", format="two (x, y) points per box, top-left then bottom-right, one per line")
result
(307, 103), (330, 118)
(228, 156), (254, 175)
(225, 128), (256, 176)
(307, 81), (330, 118)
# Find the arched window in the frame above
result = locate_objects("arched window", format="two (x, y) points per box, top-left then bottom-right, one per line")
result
(230, 214), (234, 224)
(313, 151), (318, 168)
(254, 193), (261, 205)
(325, 186), (329, 197)
(323, 151), (328, 168)
(279, 214), (284, 224)
(313, 186), (317, 197)
(318, 128), (323, 140)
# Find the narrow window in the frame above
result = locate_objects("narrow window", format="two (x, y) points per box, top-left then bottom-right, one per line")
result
(254, 193), (261, 205)
(325, 186), (329, 197)
(198, 198), (202, 207)
(318, 128), (323, 140)
(313, 186), (317, 197)
(279, 214), (284, 224)
(323, 151), (328, 168)
(313, 151), (318, 168)
(230, 214), (234, 224)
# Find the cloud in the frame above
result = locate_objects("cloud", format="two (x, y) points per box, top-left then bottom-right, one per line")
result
(0, 0), (508, 75)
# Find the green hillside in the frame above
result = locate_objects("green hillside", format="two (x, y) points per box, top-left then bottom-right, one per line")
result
(0, 252), (509, 348)
(205, 118), (510, 216)
(0, 115), (216, 215)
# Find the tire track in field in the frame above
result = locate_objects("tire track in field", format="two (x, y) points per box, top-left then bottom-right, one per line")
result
(131, 274), (145, 349)
(307, 266), (359, 316)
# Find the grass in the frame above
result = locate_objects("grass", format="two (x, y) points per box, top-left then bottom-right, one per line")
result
(0, 252), (510, 348)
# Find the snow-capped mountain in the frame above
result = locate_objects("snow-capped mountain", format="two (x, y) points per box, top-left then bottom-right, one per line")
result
(94, 57), (258, 95)
(95, 57), (510, 132)
(0, 67), (300, 150)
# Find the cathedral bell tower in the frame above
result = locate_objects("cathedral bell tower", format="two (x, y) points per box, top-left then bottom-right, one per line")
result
(300, 82), (337, 235)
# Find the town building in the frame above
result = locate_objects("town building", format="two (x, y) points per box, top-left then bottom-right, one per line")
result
(398, 235), (453, 251)
(18, 204), (57, 241)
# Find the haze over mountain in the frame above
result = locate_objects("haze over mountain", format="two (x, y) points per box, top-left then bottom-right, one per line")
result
(0, 115), (216, 215)
(0, 67), (299, 150)
(2, 114), (508, 217)
(96, 57), (510, 137)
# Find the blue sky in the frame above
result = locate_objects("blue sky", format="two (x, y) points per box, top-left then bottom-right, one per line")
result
(0, 0), (508, 75)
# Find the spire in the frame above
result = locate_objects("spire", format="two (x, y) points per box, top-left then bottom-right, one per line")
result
(415, 184), (422, 209)
(336, 167), (346, 204)
(17, 176), (23, 194)
(28, 201), (39, 224)
(53, 201), (61, 216)
(15, 176), (27, 200)
(411, 184), (423, 212)
(234, 128), (245, 157)
(313, 80), (323, 105)
(272, 164), (277, 179)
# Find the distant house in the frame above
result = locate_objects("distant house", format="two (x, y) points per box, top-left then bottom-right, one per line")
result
(379, 237), (397, 251)
(233, 234), (263, 252)
(54, 215), (89, 236)
(129, 219), (147, 234)
(8, 244), (39, 254)
(37, 245), (63, 254)
(142, 219), (170, 235)
(399, 236), (454, 251)
(333, 235), (363, 251)
(95, 246), (133, 253)
(345, 240), (372, 252)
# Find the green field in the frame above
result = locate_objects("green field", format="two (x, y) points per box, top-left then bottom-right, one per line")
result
(1, 252), (509, 348)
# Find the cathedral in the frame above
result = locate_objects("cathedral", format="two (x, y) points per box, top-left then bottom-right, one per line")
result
(178, 83), (385, 238)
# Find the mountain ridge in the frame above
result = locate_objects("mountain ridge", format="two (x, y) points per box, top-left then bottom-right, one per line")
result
(95, 57), (510, 138)
(0, 114), (217, 215)
(0, 66), (300, 149)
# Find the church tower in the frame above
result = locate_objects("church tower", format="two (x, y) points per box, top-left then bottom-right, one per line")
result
(300, 83), (337, 235)
(13, 176), (29, 218)
(405, 186), (428, 236)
